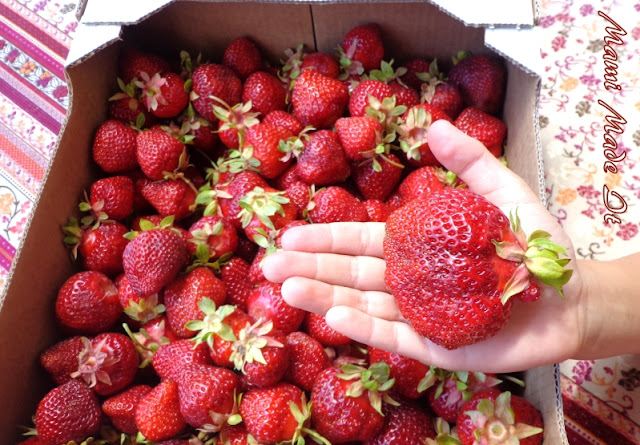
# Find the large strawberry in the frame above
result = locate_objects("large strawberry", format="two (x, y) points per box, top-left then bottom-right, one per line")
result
(348, 79), (395, 117)
(448, 54), (506, 116)
(384, 187), (572, 349)
(334, 116), (384, 162)
(291, 68), (349, 129)
(456, 389), (543, 445)
(304, 311), (352, 347)
(34, 379), (102, 445)
(117, 273), (165, 325)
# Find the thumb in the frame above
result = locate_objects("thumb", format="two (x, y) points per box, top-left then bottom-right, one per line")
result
(427, 120), (540, 207)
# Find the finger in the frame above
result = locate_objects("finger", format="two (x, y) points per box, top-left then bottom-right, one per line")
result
(280, 222), (386, 258)
(261, 250), (387, 292)
(280, 276), (403, 321)
(427, 120), (539, 206)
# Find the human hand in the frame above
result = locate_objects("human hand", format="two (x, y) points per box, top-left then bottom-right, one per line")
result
(261, 120), (587, 373)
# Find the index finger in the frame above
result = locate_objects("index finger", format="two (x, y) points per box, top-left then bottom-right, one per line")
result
(280, 222), (386, 258)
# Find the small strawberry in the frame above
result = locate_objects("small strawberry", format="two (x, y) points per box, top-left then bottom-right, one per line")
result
(34, 379), (101, 445)
(334, 116), (384, 162)
(87, 175), (135, 221)
(339, 23), (384, 74)
(55, 271), (120, 335)
(187, 215), (239, 258)
(247, 281), (306, 335)
(213, 99), (260, 150)
(363, 400), (437, 445)
(217, 171), (269, 229)
(296, 129), (351, 185)
(63, 219), (129, 276)
(352, 152), (404, 201)
(398, 103), (453, 167)
(262, 110), (304, 135)
(348, 79), (395, 118)
(122, 227), (190, 297)
(304, 312), (352, 347)
(141, 176), (198, 221)
(368, 347), (433, 400)
(223, 36), (263, 81)
(152, 339), (212, 381)
(454, 107), (507, 158)
(117, 273), (164, 324)
(291, 68), (349, 129)
(125, 315), (178, 366)
(448, 54), (506, 116)
(108, 77), (157, 127)
(284, 331), (331, 391)
(456, 390), (543, 445)
(384, 187), (572, 349)
(137, 126), (188, 181)
(191, 63), (243, 124)
(119, 47), (171, 84)
(243, 123), (295, 179)
(397, 165), (454, 204)
(180, 110), (219, 153)
(218, 423), (262, 445)
(285, 179), (312, 216)
(102, 384), (153, 434)
(220, 256), (254, 312)
(301, 51), (340, 79)
(193, 306), (251, 368)
(137, 72), (189, 119)
(388, 80), (420, 109)
(363, 199), (390, 222)
(237, 186), (297, 242)
(40, 336), (84, 386)
(400, 57), (432, 91)
(426, 81), (464, 120)
(164, 267), (228, 338)
(135, 380), (187, 441)
(307, 186), (368, 224)
(242, 71), (287, 117)
(92, 119), (139, 173)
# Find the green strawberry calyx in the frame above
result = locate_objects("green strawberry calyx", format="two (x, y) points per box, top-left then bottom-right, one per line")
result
(229, 319), (284, 374)
(186, 298), (238, 350)
(338, 361), (398, 416)
(289, 393), (331, 445)
(493, 209), (573, 303)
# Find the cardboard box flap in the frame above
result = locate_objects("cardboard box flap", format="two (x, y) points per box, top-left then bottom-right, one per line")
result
(485, 27), (543, 77)
(430, 0), (536, 27)
(65, 23), (122, 67)
(77, 0), (172, 23)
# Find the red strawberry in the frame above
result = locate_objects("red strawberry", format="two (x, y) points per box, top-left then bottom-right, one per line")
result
(340, 23), (384, 73)
(262, 110), (304, 135)
(397, 165), (451, 203)
(285, 179), (312, 216)
(284, 331), (331, 391)
(92, 119), (139, 173)
(126, 315), (178, 366)
(137, 72), (189, 119)
(304, 312), (352, 347)
(220, 257), (254, 312)
(218, 171), (269, 229)
(205, 308), (252, 368)
(353, 153), (404, 201)
(364, 199), (390, 222)
(454, 107), (507, 157)
(122, 228), (190, 297)
(40, 336), (84, 385)
(291, 69), (349, 129)
(181, 112), (219, 153)
(141, 177), (197, 221)
(223, 37), (263, 81)
(69, 220), (129, 276)
(243, 123), (295, 179)
(388, 81), (420, 109)
(296, 129), (351, 185)
(119, 47), (171, 84)
(219, 423), (262, 445)
(191, 63), (243, 124)
(247, 281), (305, 335)
(164, 267), (228, 338)
(214, 100), (260, 150)
(363, 400), (436, 445)
(308, 186), (368, 224)
(102, 384), (152, 434)
(400, 57), (432, 92)
(55, 271), (120, 335)
(35, 380), (101, 445)
(70, 333), (139, 396)
(88, 175), (134, 221)
(384, 187), (572, 349)
(242, 71), (287, 116)
(334, 116), (383, 161)
(135, 380), (186, 441)
(238, 186), (298, 242)
(448, 54), (506, 115)
(311, 362), (395, 443)
(176, 364), (239, 430)
(426, 81), (464, 120)
(301, 51), (340, 79)
(368, 347), (432, 400)
(117, 273), (164, 324)
(187, 215), (238, 258)
(398, 103), (453, 167)
(456, 390), (543, 445)
(348, 80), (394, 117)
(126, 169), (154, 213)
(137, 127), (188, 180)
(152, 339), (212, 381)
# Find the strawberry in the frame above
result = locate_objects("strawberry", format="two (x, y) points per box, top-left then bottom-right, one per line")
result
(152, 339), (212, 381)
(214, 100), (260, 150)
(456, 390), (543, 445)
(124, 315), (178, 367)
(368, 347), (432, 400)
(34, 379), (101, 445)
(117, 273), (165, 325)
(137, 72), (189, 119)
(262, 110), (304, 135)
(352, 152), (404, 201)
(181, 112), (219, 153)
(363, 400), (436, 445)
(66, 220), (129, 276)
(237, 186), (298, 242)
(304, 312), (352, 347)
(388, 81), (420, 109)
(448, 54), (506, 116)
(397, 165), (452, 203)
(223, 36), (263, 81)
(426, 81), (464, 120)
(200, 307), (252, 368)
(88, 175), (135, 221)
(291, 68), (349, 129)
(70, 333), (139, 396)
(40, 336), (84, 385)
(218, 423), (262, 445)
(55, 271), (120, 335)
(135, 379), (187, 441)
(285, 179), (312, 216)
(400, 57), (432, 91)
(243, 123), (295, 179)
(137, 126), (188, 181)
(334, 116), (383, 162)
(164, 267), (228, 338)
(176, 364), (239, 430)
(122, 227), (190, 297)
(398, 103), (453, 167)
(339, 23), (384, 73)
(119, 47), (171, 84)
(307, 186), (368, 224)
(92, 119), (139, 173)
(296, 129), (351, 185)
(242, 71), (287, 117)
(363, 199), (390, 222)
(126, 169), (154, 213)
(348, 79), (395, 117)
(454, 107), (507, 158)
(220, 256), (254, 312)
(218, 171), (269, 229)
(284, 331), (331, 391)
(240, 383), (322, 443)
(246, 281), (305, 335)
(187, 215), (239, 258)
(141, 177), (197, 221)
(301, 51), (340, 79)
(108, 78), (157, 128)
(191, 63), (243, 124)
(311, 362), (396, 443)
(102, 384), (153, 434)
(383, 187), (572, 349)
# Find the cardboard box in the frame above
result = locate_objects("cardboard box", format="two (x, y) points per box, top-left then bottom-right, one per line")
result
(0, 1), (567, 443)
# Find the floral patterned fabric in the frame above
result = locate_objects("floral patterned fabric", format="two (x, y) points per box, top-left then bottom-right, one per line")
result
(1, 0), (639, 443)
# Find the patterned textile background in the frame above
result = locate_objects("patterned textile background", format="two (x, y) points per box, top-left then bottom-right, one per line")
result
(0, 0), (639, 443)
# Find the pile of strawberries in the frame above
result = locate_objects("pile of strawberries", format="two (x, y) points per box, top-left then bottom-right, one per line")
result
(19, 23), (546, 445)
